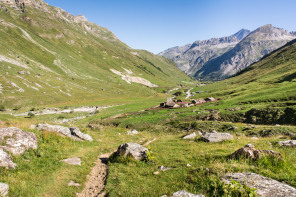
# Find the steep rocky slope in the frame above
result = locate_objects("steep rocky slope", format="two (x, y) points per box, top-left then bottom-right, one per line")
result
(159, 29), (250, 75)
(0, 0), (189, 108)
(195, 24), (296, 80)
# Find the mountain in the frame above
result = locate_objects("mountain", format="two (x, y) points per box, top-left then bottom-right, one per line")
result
(0, 0), (189, 108)
(194, 24), (296, 80)
(196, 37), (296, 106)
(159, 29), (250, 75)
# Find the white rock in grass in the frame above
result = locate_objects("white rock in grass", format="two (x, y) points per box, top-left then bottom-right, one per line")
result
(278, 140), (296, 147)
(0, 183), (9, 197)
(172, 190), (205, 197)
(126, 129), (138, 135)
(183, 132), (196, 139)
(0, 148), (16, 169)
(61, 157), (81, 166)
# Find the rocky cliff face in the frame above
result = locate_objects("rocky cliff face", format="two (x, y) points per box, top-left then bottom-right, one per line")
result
(159, 29), (250, 75)
(194, 24), (296, 80)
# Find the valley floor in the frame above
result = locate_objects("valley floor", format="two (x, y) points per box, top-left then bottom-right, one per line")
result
(1, 88), (296, 197)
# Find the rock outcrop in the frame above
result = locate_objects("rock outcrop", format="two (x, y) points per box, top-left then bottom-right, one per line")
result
(278, 140), (296, 147)
(0, 127), (37, 155)
(36, 124), (93, 141)
(0, 148), (16, 169)
(200, 131), (233, 142)
(231, 144), (281, 160)
(115, 143), (148, 161)
(222, 172), (296, 197)
(0, 183), (9, 197)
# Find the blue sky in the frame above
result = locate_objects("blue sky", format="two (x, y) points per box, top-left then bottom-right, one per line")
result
(45, 0), (296, 54)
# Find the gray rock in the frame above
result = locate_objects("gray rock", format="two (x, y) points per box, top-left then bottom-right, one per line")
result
(0, 183), (9, 197)
(200, 132), (233, 142)
(126, 129), (138, 135)
(115, 143), (148, 161)
(205, 97), (215, 102)
(231, 144), (281, 160)
(61, 157), (81, 166)
(0, 127), (37, 155)
(0, 148), (16, 169)
(222, 172), (296, 197)
(192, 99), (206, 105)
(278, 140), (296, 147)
(183, 132), (197, 140)
(69, 127), (93, 141)
(172, 190), (204, 197)
(37, 124), (92, 141)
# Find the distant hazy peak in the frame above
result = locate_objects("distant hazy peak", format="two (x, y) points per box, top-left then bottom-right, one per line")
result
(232, 28), (251, 40)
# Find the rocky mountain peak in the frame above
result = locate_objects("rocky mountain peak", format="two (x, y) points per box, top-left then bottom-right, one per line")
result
(232, 28), (251, 40)
(251, 24), (293, 37)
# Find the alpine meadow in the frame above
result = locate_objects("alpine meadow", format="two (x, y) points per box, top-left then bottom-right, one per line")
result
(0, 0), (296, 197)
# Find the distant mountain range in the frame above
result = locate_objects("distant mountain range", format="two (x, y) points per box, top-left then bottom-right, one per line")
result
(160, 25), (296, 80)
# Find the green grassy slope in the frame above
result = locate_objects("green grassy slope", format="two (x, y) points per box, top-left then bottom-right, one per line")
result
(0, 3), (190, 108)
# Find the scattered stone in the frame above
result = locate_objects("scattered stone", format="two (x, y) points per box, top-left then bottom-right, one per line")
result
(36, 124), (92, 141)
(183, 132), (197, 140)
(275, 124), (281, 127)
(61, 157), (81, 166)
(0, 183), (9, 197)
(69, 127), (93, 141)
(126, 129), (138, 135)
(192, 98), (206, 105)
(68, 180), (81, 187)
(165, 100), (176, 108)
(252, 137), (259, 140)
(18, 71), (25, 75)
(29, 124), (36, 130)
(0, 148), (16, 169)
(187, 163), (191, 167)
(153, 171), (160, 175)
(200, 132), (233, 143)
(231, 144), (281, 160)
(158, 165), (173, 171)
(0, 127), (37, 155)
(278, 140), (296, 147)
(205, 97), (215, 102)
(172, 190), (204, 197)
(115, 143), (148, 161)
(222, 172), (296, 197)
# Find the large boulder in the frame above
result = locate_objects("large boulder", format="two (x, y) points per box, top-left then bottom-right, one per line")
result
(172, 190), (204, 197)
(0, 183), (9, 197)
(222, 172), (296, 197)
(0, 148), (16, 169)
(0, 127), (37, 155)
(115, 143), (148, 161)
(278, 140), (296, 147)
(200, 132), (233, 143)
(165, 100), (176, 108)
(36, 124), (92, 141)
(231, 144), (281, 160)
